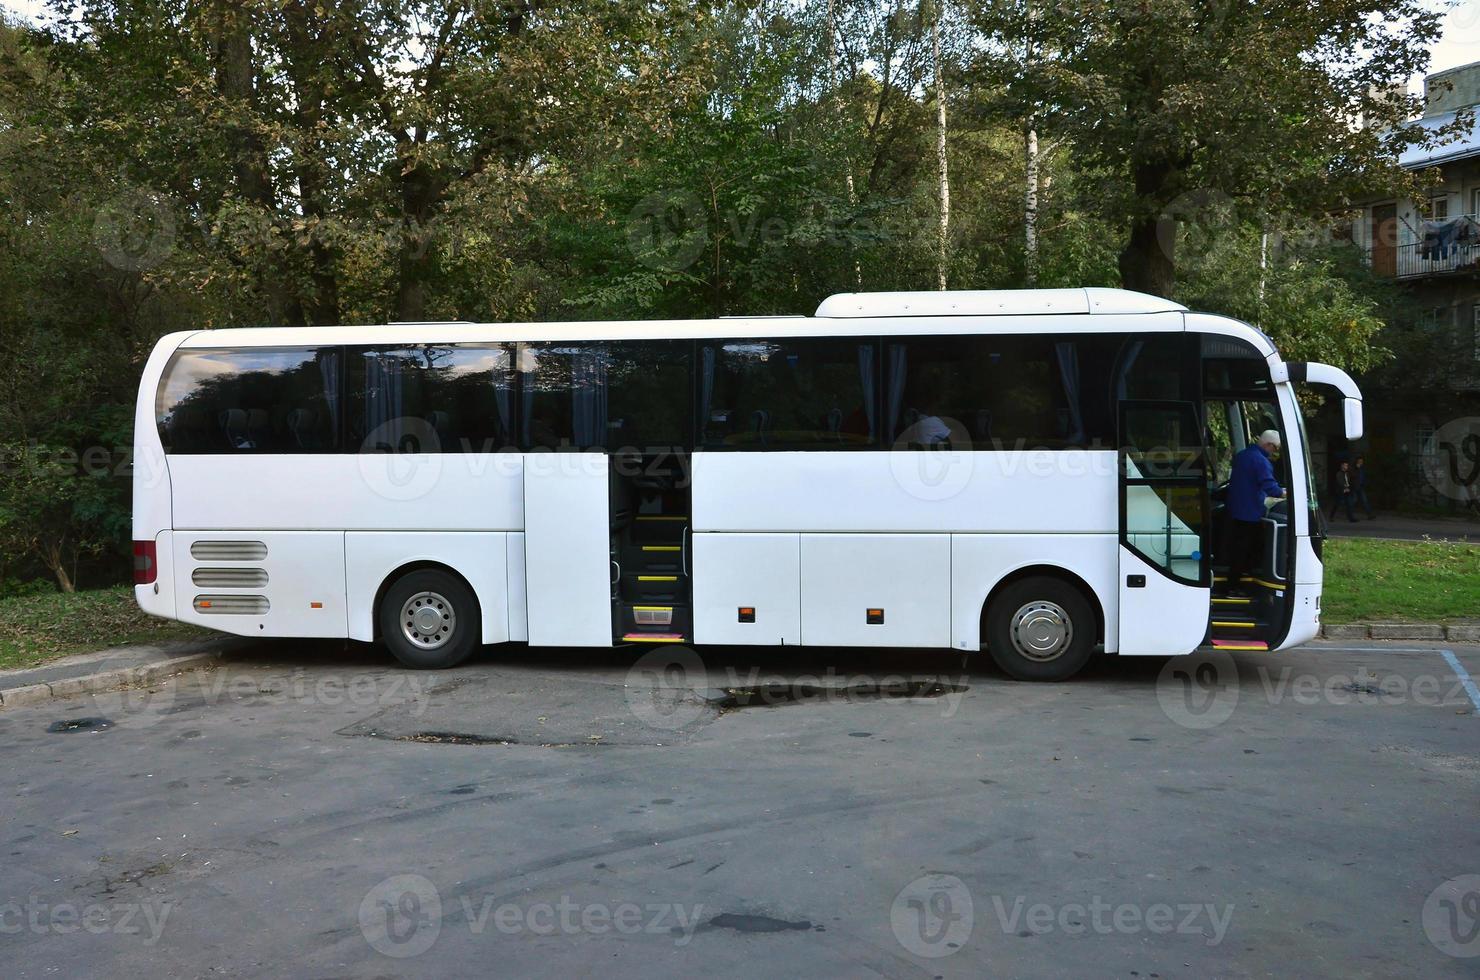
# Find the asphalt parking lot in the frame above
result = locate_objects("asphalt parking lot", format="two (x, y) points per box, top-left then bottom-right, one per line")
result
(3, 639), (1479, 978)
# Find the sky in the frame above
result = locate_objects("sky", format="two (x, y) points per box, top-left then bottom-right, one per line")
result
(2, 0), (1478, 92)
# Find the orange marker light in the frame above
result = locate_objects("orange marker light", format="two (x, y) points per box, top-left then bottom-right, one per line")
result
(310, 601), (323, 609)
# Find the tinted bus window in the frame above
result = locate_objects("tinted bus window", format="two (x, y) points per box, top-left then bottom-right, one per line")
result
(156, 347), (341, 453)
(885, 335), (1129, 449)
(518, 344), (604, 450)
(700, 338), (877, 449)
(347, 345), (514, 453)
(608, 342), (691, 452)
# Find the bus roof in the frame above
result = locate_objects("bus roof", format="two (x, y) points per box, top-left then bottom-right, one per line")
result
(171, 288), (1270, 351)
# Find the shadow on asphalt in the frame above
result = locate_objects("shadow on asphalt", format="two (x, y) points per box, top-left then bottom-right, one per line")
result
(214, 636), (1174, 687)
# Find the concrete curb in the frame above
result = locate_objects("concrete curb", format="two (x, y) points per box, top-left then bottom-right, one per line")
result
(0, 649), (227, 709)
(1321, 623), (1477, 642)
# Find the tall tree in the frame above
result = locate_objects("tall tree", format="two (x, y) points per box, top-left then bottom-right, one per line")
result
(968, 0), (1464, 298)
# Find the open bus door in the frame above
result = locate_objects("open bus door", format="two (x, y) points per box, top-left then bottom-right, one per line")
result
(1117, 400), (1213, 655)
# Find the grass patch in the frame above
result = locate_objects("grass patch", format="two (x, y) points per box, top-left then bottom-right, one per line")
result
(1321, 537), (1480, 624)
(0, 585), (210, 671)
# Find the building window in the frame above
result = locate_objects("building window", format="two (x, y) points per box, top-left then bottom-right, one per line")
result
(1426, 195), (1451, 220)
(1416, 425), (1436, 458)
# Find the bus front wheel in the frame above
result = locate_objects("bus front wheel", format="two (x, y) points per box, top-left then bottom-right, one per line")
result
(379, 569), (480, 669)
(984, 576), (1094, 682)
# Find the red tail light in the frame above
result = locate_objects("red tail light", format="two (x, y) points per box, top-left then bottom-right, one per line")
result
(132, 540), (157, 585)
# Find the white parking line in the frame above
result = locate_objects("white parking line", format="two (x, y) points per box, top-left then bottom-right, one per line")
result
(1290, 644), (1480, 715)
(1308, 646), (1450, 654)
(1440, 650), (1480, 714)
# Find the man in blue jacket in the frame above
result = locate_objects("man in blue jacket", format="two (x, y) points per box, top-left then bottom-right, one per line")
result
(1225, 430), (1287, 595)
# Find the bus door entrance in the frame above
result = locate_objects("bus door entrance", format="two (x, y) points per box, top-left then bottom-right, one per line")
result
(523, 452), (613, 646)
(1117, 400), (1213, 655)
(609, 451), (692, 645)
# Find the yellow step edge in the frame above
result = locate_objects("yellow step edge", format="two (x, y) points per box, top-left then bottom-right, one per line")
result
(1211, 642), (1268, 651)
(637, 575), (678, 582)
(641, 545), (681, 552)
(1211, 620), (1256, 628)
(1213, 575), (1286, 590)
(1212, 597), (1252, 605)
(624, 635), (686, 643)
(632, 605), (673, 612)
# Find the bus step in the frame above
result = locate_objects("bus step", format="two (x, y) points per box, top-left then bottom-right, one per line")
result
(622, 633), (687, 644)
(621, 603), (691, 635)
(1210, 637), (1269, 651)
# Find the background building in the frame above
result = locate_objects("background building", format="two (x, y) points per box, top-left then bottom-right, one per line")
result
(1347, 61), (1480, 513)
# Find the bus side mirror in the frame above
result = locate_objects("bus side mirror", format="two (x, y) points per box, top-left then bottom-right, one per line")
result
(1288, 362), (1365, 443)
(1343, 398), (1364, 442)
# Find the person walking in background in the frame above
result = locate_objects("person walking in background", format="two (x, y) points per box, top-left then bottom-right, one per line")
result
(1329, 460), (1358, 522)
(1225, 430), (1287, 595)
(1353, 454), (1376, 519)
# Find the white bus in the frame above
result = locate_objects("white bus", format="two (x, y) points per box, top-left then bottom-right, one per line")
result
(131, 288), (1363, 681)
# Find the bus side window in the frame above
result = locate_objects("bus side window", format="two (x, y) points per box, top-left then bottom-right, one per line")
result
(884, 334), (1122, 450)
(701, 339), (876, 450)
(344, 344), (514, 454)
(156, 347), (340, 454)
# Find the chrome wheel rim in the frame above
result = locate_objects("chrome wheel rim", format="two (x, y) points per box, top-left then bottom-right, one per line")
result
(1010, 600), (1072, 662)
(400, 591), (456, 650)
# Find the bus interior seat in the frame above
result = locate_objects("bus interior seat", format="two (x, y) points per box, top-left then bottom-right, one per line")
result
(219, 408), (258, 449)
(287, 408), (318, 450)
(166, 406), (210, 451)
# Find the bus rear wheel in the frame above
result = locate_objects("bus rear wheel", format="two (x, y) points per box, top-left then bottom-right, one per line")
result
(985, 576), (1095, 682)
(379, 569), (480, 669)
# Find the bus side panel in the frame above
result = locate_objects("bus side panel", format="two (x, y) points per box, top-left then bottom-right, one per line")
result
(166, 454), (523, 532)
(692, 451), (1117, 533)
(344, 532), (510, 645)
(692, 533), (800, 645)
(172, 530), (347, 638)
(799, 534), (950, 647)
(950, 534), (1120, 653)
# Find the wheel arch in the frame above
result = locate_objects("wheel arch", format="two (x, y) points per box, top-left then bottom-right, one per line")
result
(372, 560), (482, 642)
(978, 564), (1106, 647)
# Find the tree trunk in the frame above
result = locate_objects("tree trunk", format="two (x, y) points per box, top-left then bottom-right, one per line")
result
(1117, 215), (1176, 298)
(827, 0), (863, 288)
(1024, 121), (1039, 286)
(933, 1), (950, 291)
(211, 2), (302, 325)
(282, 1), (341, 325)
(43, 542), (74, 594)
(1118, 157), (1179, 298)
(395, 162), (445, 322)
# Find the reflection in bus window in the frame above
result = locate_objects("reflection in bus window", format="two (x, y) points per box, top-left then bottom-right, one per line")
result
(155, 347), (340, 454)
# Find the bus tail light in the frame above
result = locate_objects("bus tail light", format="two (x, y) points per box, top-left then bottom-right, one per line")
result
(132, 540), (157, 585)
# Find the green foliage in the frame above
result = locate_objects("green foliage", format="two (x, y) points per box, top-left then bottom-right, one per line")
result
(0, 1), (1461, 590)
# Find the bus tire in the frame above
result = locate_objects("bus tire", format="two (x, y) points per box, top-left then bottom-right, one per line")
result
(379, 569), (480, 670)
(985, 576), (1095, 682)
